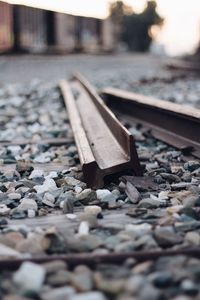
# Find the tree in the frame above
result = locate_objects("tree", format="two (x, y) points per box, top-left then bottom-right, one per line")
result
(109, 0), (164, 52)
(109, 1), (133, 44)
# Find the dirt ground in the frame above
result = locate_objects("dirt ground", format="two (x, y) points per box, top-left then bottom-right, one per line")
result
(0, 53), (168, 85)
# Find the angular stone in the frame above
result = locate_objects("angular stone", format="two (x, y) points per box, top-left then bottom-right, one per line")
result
(125, 182), (140, 204)
(34, 178), (57, 194)
(70, 265), (93, 292)
(0, 243), (21, 258)
(29, 169), (44, 179)
(154, 227), (183, 247)
(8, 193), (21, 200)
(78, 221), (89, 236)
(68, 292), (106, 300)
(0, 204), (10, 216)
(96, 189), (116, 203)
(138, 198), (160, 209)
(184, 161), (200, 172)
(84, 206), (102, 216)
(17, 198), (38, 211)
(185, 231), (200, 246)
(42, 192), (56, 207)
(42, 260), (67, 274)
(62, 197), (74, 214)
(76, 189), (96, 204)
(13, 262), (46, 292)
(41, 287), (75, 300)
(47, 270), (71, 286)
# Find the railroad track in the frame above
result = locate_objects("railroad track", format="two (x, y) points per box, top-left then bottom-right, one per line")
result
(0, 74), (200, 299)
(101, 86), (200, 159)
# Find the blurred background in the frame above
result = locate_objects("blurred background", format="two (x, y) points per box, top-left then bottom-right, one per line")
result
(1, 0), (200, 57)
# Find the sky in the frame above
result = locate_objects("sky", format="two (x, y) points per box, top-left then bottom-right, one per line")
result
(4, 0), (200, 56)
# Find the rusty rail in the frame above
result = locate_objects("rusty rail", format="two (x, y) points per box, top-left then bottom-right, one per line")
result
(59, 75), (142, 188)
(1, 248), (200, 271)
(166, 60), (200, 73)
(101, 88), (200, 158)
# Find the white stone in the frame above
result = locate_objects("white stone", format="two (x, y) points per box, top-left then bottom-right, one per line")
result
(34, 152), (52, 163)
(27, 209), (36, 218)
(29, 169), (44, 179)
(0, 243), (21, 257)
(167, 205), (183, 214)
(84, 205), (102, 216)
(7, 145), (22, 156)
(78, 221), (89, 236)
(66, 214), (77, 220)
(13, 262), (45, 292)
(96, 189), (116, 202)
(8, 193), (21, 200)
(112, 189), (120, 196)
(45, 171), (58, 179)
(42, 287), (75, 300)
(0, 204), (10, 216)
(34, 178), (57, 194)
(65, 176), (82, 186)
(42, 192), (55, 207)
(69, 292), (106, 300)
(75, 186), (82, 194)
(76, 189), (92, 200)
(158, 191), (169, 200)
(17, 198), (38, 211)
(125, 223), (152, 237)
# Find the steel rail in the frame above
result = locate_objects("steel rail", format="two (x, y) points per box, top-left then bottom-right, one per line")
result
(166, 60), (200, 73)
(0, 248), (200, 271)
(101, 88), (200, 158)
(59, 75), (142, 188)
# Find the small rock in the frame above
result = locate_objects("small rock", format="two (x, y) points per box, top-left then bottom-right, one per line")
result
(76, 189), (96, 204)
(181, 279), (199, 296)
(125, 181), (140, 204)
(47, 269), (71, 286)
(185, 231), (200, 246)
(75, 186), (82, 194)
(167, 205), (183, 214)
(34, 178), (57, 194)
(42, 260), (67, 274)
(8, 193), (21, 200)
(125, 223), (152, 238)
(42, 287), (75, 300)
(42, 192), (56, 207)
(125, 275), (144, 294)
(0, 243), (21, 258)
(184, 161), (200, 172)
(139, 283), (161, 300)
(154, 227), (183, 247)
(17, 198), (38, 212)
(84, 205), (102, 216)
(0, 204), (10, 216)
(96, 189), (116, 203)
(13, 262), (46, 292)
(160, 173), (180, 183)
(138, 198), (160, 209)
(29, 169), (44, 179)
(68, 292), (106, 300)
(27, 209), (36, 218)
(66, 214), (77, 220)
(70, 265), (93, 292)
(78, 221), (89, 236)
(63, 198), (74, 214)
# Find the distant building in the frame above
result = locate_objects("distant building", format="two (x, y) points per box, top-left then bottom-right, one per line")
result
(0, 1), (115, 54)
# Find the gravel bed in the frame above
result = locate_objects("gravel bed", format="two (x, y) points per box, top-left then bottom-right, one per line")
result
(0, 77), (199, 300)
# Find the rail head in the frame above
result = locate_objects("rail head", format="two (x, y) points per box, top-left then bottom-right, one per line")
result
(59, 76), (142, 188)
(101, 87), (200, 121)
(101, 87), (200, 159)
